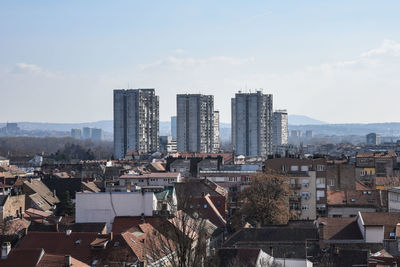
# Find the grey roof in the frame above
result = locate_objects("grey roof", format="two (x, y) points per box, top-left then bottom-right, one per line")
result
(224, 223), (318, 247)
(0, 156), (8, 160)
(24, 180), (60, 206)
(28, 193), (53, 212)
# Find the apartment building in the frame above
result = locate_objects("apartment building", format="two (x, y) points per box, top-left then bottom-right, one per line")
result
(114, 89), (159, 158)
(177, 94), (218, 153)
(231, 91), (273, 157)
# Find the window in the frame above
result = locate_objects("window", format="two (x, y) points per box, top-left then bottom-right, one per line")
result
(302, 179), (310, 187)
(301, 192), (310, 199)
(317, 190), (325, 200)
(302, 205), (309, 210)
(328, 179), (335, 187)
(204, 204), (208, 209)
(316, 178), (326, 188)
(217, 200), (221, 207)
(291, 165), (299, 171)
(317, 165), (325, 171)
(301, 165), (309, 172)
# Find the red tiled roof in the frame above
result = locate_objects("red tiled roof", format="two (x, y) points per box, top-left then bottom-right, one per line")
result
(360, 212), (400, 239)
(0, 248), (43, 267)
(39, 254), (90, 267)
(203, 194), (226, 228)
(18, 232), (99, 264)
(25, 208), (52, 218)
(375, 177), (400, 187)
(327, 190), (381, 206)
(318, 217), (363, 241)
(112, 216), (163, 234)
(355, 180), (372, 191)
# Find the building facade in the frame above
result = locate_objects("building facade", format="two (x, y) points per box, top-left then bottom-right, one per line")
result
(231, 91), (273, 156)
(272, 109), (288, 147)
(91, 128), (104, 141)
(114, 89), (160, 158)
(176, 94), (218, 153)
(70, 128), (82, 139)
(171, 116), (177, 140)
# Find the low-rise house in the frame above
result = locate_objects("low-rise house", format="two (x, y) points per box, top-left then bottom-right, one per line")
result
(0, 156), (9, 167)
(22, 179), (59, 210)
(217, 248), (274, 267)
(326, 190), (386, 218)
(265, 157), (327, 217)
(175, 179), (228, 227)
(119, 172), (181, 189)
(199, 166), (259, 215)
(0, 247), (90, 267)
(17, 231), (113, 265)
(0, 195), (25, 220)
(223, 221), (319, 259)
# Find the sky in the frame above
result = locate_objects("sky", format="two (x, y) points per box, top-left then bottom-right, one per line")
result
(1, 1), (400, 124)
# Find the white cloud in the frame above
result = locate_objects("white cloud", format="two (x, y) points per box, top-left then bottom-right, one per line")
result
(11, 62), (56, 77)
(1, 40), (400, 124)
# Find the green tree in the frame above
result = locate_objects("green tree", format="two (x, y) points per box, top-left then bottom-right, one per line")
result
(56, 191), (75, 216)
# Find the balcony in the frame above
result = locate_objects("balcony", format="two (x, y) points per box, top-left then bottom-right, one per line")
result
(290, 184), (302, 189)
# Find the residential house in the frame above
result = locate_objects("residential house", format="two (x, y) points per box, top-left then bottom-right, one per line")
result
(326, 189), (386, 218)
(175, 179), (228, 228)
(22, 179), (59, 211)
(0, 247), (90, 267)
(265, 157), (327, 217)
(0, 157), (9, 167)
(0, 195), (25, 220)
(223, 221), (319, 259)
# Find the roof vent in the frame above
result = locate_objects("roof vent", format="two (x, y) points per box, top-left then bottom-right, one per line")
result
(66, 230), (72, 236)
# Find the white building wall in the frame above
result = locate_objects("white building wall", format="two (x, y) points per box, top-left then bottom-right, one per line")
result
(388, 191), (400, 212)
(76, 192), (157, 231)
(365, 226), (384, 243)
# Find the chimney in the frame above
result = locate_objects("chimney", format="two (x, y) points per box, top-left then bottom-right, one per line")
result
(65, 255), (71, 267)
(53, 190), (56, 198)
(1, 242), (11, 259)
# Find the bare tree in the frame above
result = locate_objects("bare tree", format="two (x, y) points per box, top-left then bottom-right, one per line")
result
(232, 171), (296, 229)
(147, 210), (213, 267)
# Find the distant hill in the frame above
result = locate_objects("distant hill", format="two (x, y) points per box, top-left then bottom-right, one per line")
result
(288, 115), (327, 126)
(4, 116), (400, 141)
(289, 123), (400, 137)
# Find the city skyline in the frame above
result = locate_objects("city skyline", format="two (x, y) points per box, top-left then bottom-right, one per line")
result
(2, 1), (400, 124)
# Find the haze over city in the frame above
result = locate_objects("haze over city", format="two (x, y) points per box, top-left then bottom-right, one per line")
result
(1, 1), (400, 123)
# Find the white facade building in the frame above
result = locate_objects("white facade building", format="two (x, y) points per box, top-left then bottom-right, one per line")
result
(76, 192), (157, 231)
(273, 110), (288, 146)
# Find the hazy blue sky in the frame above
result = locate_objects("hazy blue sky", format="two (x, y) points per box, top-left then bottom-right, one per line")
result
(1, 1), (400, 123)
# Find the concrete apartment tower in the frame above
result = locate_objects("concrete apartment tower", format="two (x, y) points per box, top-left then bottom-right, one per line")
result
(272, 110), (288, 146)
(231, 91), (273, 157)
(171, 116), (177, 140)
(176, 94), (219, 153)
(213, 111), (220, 152)
(114, 89), (159, 158)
